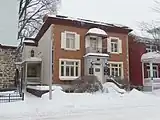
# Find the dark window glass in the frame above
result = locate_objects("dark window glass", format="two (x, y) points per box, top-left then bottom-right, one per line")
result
(61, 66), (64, 76)
(71, 66), (74, 76)
(31, 50), (34, 57)
(89, 67), (94, 74)
(76, 67), (78, 76)
(66, 66), (69, 76)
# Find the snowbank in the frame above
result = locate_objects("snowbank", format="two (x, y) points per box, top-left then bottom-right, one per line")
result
(41, 86), (65, 99)
(103, 82), (126, 94)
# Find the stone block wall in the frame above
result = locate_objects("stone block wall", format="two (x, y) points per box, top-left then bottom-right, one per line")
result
(0, 45), (17, 89)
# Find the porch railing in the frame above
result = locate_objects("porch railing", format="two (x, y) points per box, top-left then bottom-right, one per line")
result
(85, 47), (108, 54)
(144, 78), (160, 86)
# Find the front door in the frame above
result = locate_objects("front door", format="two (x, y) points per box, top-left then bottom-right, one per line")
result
(94, 63), (103, 83)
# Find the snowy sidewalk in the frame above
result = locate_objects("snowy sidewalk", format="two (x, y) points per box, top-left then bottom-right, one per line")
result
(1, 89), (160, 120)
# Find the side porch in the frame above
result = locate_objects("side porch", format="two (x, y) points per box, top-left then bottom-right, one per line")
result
(141, 52), (160, 91)
(16, 57), (43, 91)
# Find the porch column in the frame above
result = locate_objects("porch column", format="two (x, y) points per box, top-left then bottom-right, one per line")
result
(149, 62), (153, 92)
(40, 62), (43, 85)
(24, 63), (28, 91)
(142, 62), (144, 85)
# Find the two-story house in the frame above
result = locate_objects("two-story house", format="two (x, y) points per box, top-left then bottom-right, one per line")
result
(20, 15), (132, 90)
(129, 34), (160, 89)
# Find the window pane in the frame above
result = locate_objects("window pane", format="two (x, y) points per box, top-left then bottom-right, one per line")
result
(66, 66), (70, 76)
(76, 62), (79, 66)
(66, 38), (70, 48)
(61, 61), (64, 65)
(70, 38), (75, 49)
(61, 66), (64, 76)
(89, 67), (94, 75)
(76, 66), (79, 76)
(66, 33), (75, 49)
(71, 66), (74, 76)
(119, 67), (121, 77)
(66, 61), (74, 65)
(111, 68), (115, 76)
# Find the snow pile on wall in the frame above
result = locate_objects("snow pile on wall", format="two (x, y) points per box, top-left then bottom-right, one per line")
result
(103, 82), (126, 94)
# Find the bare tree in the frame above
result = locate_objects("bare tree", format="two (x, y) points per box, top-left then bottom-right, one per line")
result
(18, 0), (60, 40)
(139, 0), (160, 45)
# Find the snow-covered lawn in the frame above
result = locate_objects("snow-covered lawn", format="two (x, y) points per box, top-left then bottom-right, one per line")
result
(1, 87), (160, 120)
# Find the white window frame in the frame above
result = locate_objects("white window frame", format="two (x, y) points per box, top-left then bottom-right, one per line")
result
(109, 37), (122, 54)
(146, 64), (159, 78)
(65, 31), (77, 51)
(107, 61), (123, 78)
(59, 59), (81, 80)
(146, 44), (157, 53)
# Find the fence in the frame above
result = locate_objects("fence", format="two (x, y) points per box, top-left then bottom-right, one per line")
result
(0, 92), (24, 103)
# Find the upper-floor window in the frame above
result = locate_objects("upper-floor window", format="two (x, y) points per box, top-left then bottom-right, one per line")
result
(146, 44), (157, 53)
(111, 39), (118, 53)
(90, 36), (98, 49)
(31, 50), (34, 57)
(66, 32), (76, 49)
(107, 37), (122, 54)
(61, 31), (80, 51)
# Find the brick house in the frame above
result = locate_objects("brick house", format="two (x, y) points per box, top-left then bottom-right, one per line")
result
(20, 15), (132, 89)
(129, 34), (160, 88)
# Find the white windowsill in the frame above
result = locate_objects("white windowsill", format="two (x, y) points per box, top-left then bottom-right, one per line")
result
(60, 76), (79, 80)
(62, 48), (78, 51)
(110, 52), (120, 54)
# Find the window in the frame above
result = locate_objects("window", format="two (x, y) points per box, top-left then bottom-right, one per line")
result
(146, 64), (159, 78)
(89, 67), (94, 75)
(111, 39), (118, 53)
(146, 44), (157, 52)
(60, 59), (80, 79)
(90, 36), (98, 49)
(31, 50), (34, 57)
(108, 62), (123, 77)
(61, 31), (80, 50)
(66, 32), (76, 49)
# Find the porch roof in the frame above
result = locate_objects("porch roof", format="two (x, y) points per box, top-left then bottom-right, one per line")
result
(141, 51), (160, 63)
(86, 28), (108, 38)
(23, 57), (42, 63)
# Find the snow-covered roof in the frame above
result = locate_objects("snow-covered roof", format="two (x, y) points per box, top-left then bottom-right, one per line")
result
(84, 53), (109, 57)
(141, 51), (160, 63)
(86, 28), (107, 37)
(47, 14), (131, 30)
(23, 57), (42, 62)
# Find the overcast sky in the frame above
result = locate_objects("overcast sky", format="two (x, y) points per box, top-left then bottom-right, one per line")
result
(1, 0), (159, 46)
(59, 0), (159, 33)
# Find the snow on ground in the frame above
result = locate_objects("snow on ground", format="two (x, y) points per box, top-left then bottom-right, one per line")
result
(1, 87), (160, 120)
(103, 82), (126, 94)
